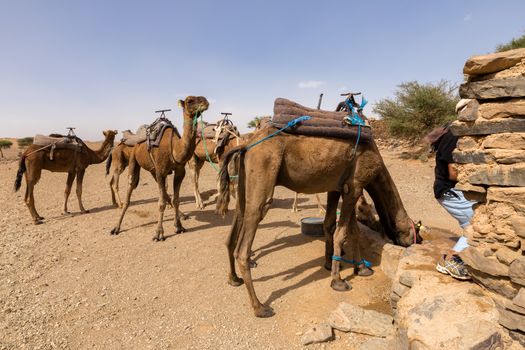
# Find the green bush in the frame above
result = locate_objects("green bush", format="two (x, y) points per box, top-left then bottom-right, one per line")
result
(373, 81), (459, 140)
(0, 139), (12, 157)
(496, 31), (525, 52)
(17, 137), (34, 148)
(247, 116), (269, 129)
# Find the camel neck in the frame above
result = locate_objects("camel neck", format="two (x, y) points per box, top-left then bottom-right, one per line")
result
(174, 113), (198, 163)
(87, 137), (113, 164)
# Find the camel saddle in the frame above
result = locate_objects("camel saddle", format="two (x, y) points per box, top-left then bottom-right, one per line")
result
(272, 98), (372, 141)
(33, 134), (84, 160)
(121, 119), (181, 149)
(197, 118), (240, 155)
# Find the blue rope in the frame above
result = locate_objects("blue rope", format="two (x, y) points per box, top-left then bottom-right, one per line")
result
(244, 115), (311, 151)
(344, 96), (367, 155)
(332, 256), (372, 268)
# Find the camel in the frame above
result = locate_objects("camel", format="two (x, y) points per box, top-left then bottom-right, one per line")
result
(188, 123), (243, 209)
(216, 127), (422, 317)
(106, 142), (135, 208)
(14, 130), (117, 224)
(110, 96), (209, 240)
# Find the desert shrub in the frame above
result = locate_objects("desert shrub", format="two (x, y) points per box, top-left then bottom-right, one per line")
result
(17, 137), (34, 148)
(247, 116), (270, 129)
(496, 30), (525, 52)
(373, 81), (458, 140)
(0, 139), (12, 157)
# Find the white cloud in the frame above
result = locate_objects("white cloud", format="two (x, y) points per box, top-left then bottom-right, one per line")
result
(463, 13), (472, 22)
(298, 80), (325, 89)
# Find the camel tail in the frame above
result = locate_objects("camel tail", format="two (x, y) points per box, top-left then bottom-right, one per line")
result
(14, 155), (26, 192)
(216, 147), (243, 217)
(105, 151), (113, 176)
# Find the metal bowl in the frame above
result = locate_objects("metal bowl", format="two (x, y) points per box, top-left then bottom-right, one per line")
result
(301, 217), (324, 237)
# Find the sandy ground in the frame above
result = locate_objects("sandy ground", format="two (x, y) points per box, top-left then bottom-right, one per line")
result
(0, 141), (459, 349)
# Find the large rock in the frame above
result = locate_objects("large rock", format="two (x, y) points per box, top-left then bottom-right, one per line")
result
(379, 243), (405, 280)
(359, 337), (393, 350)
(511, 216), (525, 238)
(461, 247), (510, 277)
(479, 98), (525, 119)
(468, 268), (520, 299)
(513, 288), (525, 309)
(495, 247), (519, 266)
(395, 275), (507, 349)
(487, 187), (525, 205)
(456, 136), (481, 151)
(486, 149), (525, 164)
(459, 76), (525, 99)
(463, 48), (525, 75)
(457, 99), (480, 121)
(328, 302), (393, 337)
(482, 133), (525, 149)
(510, 258), (525, 286)
(457, 163), (525, 187)
(301, 323), (334, 345)
(451, 118), (525, 136)
(498, 308), (525, 332)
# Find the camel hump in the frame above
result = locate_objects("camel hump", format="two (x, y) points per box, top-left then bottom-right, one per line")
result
(272, 98), (372, 141)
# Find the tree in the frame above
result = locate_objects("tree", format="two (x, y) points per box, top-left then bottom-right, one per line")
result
(247, 116), (269, 129)
(0, 139), (12, 158)
(496, 30), (525, 52)
(17, 137), (34, 148)
(373, 81), (458, 140)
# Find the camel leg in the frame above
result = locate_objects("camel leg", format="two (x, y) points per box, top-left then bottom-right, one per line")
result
(76, 169), (89, 213)
(153, 174), (168, 241)
(330, 193), (355, 291)
(172, 166), (187, 233)
(110, 160), (140, 235)
(25, 168), (43, 224)
(291, 192), (299, 212)
(235, 172), (277, 318)
(316, 194), (326, 214)
(324, 191), (341, 270)
(63, 171), (76, 215)
(189, 156), (205, 209)
(226, 209), (244, 286)
(110, 165), (125, 208)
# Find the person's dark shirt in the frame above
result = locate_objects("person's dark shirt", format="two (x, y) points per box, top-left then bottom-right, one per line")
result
(433, 130), (459, 199)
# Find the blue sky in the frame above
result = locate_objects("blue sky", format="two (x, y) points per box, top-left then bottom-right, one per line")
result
(1, 0), (524, 139)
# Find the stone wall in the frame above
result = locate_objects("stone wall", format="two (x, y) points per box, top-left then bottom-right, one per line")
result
(453, 48), (525, 340)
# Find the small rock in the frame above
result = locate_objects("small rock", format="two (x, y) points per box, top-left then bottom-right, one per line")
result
(513, 288), (525, 309)
(300, 324), (333, 345)
(328, 303), (393, 337)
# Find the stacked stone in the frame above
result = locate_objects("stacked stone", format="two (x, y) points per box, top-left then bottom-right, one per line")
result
(452, 48), (525, 339)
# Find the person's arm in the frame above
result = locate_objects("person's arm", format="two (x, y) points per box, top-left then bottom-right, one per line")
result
(448, 163), (458, 181)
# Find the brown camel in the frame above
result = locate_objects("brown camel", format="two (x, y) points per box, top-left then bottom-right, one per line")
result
(110, 96), (209, 240)
(188, 127), (242, 209)
(106, 141), (135, 208)
(14, 130), (117, 224)
(216, 128), (421, 317)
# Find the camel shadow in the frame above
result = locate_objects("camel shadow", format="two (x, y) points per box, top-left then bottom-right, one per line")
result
(252, 232), (318, 266)
(182, 208), (232, 231)
(270, 197), (307, 209)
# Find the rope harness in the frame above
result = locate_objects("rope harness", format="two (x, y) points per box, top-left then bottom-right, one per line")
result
(243, 115), (311, 152)
(331, 256), (372, 268)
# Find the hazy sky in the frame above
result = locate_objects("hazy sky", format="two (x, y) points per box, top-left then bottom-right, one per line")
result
(1, 0), (524, 139)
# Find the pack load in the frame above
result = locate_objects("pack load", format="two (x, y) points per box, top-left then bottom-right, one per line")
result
(271, 98), (372, 141)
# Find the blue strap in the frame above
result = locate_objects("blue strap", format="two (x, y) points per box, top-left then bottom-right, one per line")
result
(332, 256), (372, 268)
(244, 115), (311, 151)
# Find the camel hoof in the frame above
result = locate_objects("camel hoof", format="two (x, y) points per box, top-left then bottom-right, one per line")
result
(254, 305), (274, 318)
(34, 220), (44, 225)
(355, 265), (374, 277)
(110, 228), (120, 235)
(152, 236), (165, 242)
(324, 262), (332, 271)
(331, 279), (352, 292)
(228, 276), (244, 287)
(176, 227), (186, 234)
(62, 211), (72, 216)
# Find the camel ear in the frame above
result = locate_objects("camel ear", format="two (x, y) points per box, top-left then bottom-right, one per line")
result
(103, 130), (108, 137)
(113, 130), (118, 134)
(178, 99), (185, 109)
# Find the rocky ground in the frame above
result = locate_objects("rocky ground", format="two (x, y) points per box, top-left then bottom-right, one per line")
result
(0, 142), (461, 349)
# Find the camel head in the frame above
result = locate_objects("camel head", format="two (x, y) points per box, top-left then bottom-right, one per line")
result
(395, 217), (423, 247)
(178, 96), (210, 120)
(103, 130), (118, 143)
